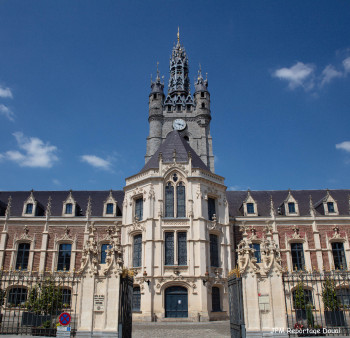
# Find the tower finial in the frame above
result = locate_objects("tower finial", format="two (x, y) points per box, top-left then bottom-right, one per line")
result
(177, 27), (180, 45)
(198, 63), (202, 80)
(156, 61), (160, 81)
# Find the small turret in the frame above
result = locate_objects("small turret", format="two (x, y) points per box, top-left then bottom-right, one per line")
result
(146, 63), (164, 164)
(194, 66), (210, 114)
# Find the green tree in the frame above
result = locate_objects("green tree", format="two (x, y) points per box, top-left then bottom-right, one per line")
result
(322, 278), (340, 311)
(25, 278), (63, 315)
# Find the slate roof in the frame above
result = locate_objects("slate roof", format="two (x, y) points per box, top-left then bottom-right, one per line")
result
(0, 190), (124, 217)
(0, 189), (348, 218)
(226, 189), (350, 217)
(140, 130), (210, 173)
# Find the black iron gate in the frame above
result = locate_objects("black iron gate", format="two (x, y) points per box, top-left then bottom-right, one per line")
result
(283, 270), (350, 336)
(0, 270), (80, 336)
(228, 274), (246, 338)
(118, 271), (133, 338)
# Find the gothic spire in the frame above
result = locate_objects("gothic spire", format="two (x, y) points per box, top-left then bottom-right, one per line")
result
(167, 29), (190, 97)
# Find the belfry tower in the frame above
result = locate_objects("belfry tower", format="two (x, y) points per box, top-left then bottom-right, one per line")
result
(145, 30), (215, 172)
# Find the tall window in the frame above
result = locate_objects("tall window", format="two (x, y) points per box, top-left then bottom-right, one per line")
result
(208, 198), (216, 220)
(165, 232), (174, 265)
(165, 183), (174, 217)
(16, 243), (30, 270)
(249, 243), (261, 263)
(288, 202), (296, 213)
(57, 243), (72, 271)
(247, 203), (255, 214)
(176, 183), (186, 217)
(291, 243), (305, 271)
(332, 242), (346, 270)
(106, 203), (114, 215)
(178, 232), (187, 266)
(210, 234), (219, 267)
(101, 244), (112, 264)
(133, 235), (142, 267)
(8, 287), (27, 307)
(135, 198), (143, 221)
(65, 203), (73, 214)
(25, 203), (33, 214)
(292, 289), (313, 308)
(132, 286), (141, 312)
(327, 202), (335, 213)
(212, 287), (221, 312)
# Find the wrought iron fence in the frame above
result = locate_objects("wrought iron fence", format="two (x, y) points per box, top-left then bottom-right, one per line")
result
(118, 272), (133, 338)
(0, 270), (80, 336)
(283, 270), (350, 336)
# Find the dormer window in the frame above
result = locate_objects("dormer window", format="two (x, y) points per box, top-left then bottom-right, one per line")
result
(25, 203), (33, 215)
(247, 203), (255, 214)
(284, 191), (299, 216)
(106, 203), (114, 215)
(288, 202), (296, 214)
(103, 190), (118, 217)
(22, 191), (37, 217)
(62, 191), (77, 217)
(243, 191), (258, 216)
(65, 203), (73, 214)
(323, 191), (339, 215)
(327, 202), (335, 213)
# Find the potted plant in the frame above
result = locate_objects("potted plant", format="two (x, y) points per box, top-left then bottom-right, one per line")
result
(322, 278), (346, 327)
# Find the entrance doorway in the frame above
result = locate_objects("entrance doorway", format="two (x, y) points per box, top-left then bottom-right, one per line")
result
(165, 286), (188, 318)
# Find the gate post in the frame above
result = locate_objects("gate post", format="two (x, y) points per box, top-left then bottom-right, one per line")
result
(235, 224), (288, 338)
(75, 224), (124, 337)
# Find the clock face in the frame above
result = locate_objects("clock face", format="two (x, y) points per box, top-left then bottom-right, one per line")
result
(173, 119), (186, 131)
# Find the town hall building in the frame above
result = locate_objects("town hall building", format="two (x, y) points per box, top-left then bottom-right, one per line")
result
(0, 32), (350, 337)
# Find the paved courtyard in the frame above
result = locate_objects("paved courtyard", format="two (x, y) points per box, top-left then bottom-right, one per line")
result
(132, 320), (231, 338)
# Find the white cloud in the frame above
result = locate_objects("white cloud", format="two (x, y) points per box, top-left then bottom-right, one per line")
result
(228, 186), (241, 191)
(4, 132), (58, 168)
(273, 62), (315, 90)
(81, 155), (111, 170)
(321, 65), (343, 86)
(343, 57), (350, 73)
(0, 104), (15, 121)
(336, 141), (350, 153)
(53, 179), (61, 185)
(0, 85), (13, 98)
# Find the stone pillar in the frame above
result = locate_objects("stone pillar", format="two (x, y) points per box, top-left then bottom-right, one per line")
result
(237, 224), (288, 338)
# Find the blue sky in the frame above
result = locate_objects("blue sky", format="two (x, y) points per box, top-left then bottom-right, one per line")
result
(0, 0), (349, 191)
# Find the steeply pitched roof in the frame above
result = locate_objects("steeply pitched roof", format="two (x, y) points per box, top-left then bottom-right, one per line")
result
(0, 190), (124, 217)
(226, 189), (350, 217)
(141, 130), (209, 172)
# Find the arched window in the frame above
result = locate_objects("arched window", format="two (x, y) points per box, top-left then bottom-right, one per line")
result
(210, 234), (219, 267)
(165, 183), (174, 217)
(201, 102), (205, 108)
(57, 243), (72, 271)
(176, 182), (186, 217)
(16, 242), (30, 270)
(133, 235), (142, 267)
(8, 287), (27, 307)
(132, 286), (141, 312)
(212, 287), (221, 312)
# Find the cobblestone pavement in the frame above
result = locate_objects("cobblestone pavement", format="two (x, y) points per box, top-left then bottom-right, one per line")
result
(132, 320), (231, 338)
